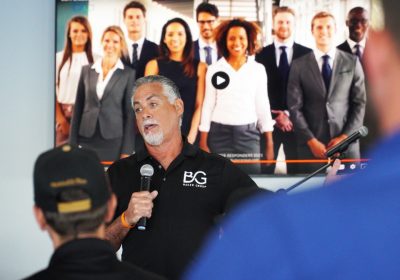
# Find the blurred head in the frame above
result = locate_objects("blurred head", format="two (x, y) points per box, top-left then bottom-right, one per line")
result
(311, 12), (336, 52)
(346, 7), (369, 43)
(273, 6), (296, 43)
(160, 18), (195, 77)
(364, 0), (400, 135)
(216, 19), (258, 59)
(101, 26), (128, 60)
(132, 75), (183, 146)
(123, 1), (146, 37)
(33, 145), (116, 245)
(196, 2), (219, 42)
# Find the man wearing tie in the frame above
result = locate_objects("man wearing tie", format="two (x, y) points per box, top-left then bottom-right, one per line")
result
(287, 12), (366, 173)
(338, 7), (377, 154)
(337, 7), (369, 61)
(193, 2), (219, 65)
(256, 6), (311, 174)
(123, 1), (159, 79)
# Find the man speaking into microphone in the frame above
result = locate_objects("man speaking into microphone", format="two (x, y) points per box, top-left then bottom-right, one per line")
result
(105, 75), (263, 279)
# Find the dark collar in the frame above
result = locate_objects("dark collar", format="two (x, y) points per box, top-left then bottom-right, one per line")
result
(136, 137), (198, 163)
(49, 238), (117, 268)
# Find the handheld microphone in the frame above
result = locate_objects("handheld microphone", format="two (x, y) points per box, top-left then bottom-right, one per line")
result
(137, 164), (154, 231)
(326, 126), (368, 158)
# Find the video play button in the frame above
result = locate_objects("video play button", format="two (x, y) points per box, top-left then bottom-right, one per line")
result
(211, 71), (230, 90)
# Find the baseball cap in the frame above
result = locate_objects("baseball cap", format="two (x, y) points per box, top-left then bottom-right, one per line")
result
(33, 144), (110, 214)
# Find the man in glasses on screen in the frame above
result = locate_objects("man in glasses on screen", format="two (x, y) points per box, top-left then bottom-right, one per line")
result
(193, 2), (220, 65)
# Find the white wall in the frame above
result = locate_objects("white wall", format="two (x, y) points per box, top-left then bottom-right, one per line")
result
(0, 1), (324, 279)
(0, 1), (55, 278)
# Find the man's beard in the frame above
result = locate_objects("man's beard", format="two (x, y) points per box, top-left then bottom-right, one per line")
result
(142, 119), (164, 146)
(143, 131), (164, 146)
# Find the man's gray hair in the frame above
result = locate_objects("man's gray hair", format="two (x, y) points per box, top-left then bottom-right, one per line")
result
(131, 75), (181, 107)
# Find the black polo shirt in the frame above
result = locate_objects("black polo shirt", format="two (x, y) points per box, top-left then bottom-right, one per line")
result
(24, 238), (164, 280)
(107, 140), (260, 279)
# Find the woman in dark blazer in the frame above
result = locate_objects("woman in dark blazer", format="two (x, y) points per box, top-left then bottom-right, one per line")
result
(70, 26), (135, 163)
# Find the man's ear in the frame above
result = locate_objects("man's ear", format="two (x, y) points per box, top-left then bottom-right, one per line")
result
(33, 205), (47, 231)
(105, 194), (117, 223)
(174, 98), (184, 117)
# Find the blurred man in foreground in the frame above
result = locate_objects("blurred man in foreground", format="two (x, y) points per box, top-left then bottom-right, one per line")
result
(186, 1), (400, 278)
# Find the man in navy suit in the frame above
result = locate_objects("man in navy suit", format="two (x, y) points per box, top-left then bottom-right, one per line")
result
(193, 2), (219, 65)
(256, 6), (311, 174)
(123, 1), (159, 79)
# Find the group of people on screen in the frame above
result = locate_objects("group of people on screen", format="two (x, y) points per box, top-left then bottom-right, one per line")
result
(55, 1), (371, 174)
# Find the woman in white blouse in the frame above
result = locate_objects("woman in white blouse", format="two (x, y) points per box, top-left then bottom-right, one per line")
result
(70, 26), (135, 164)
(199, 19), (274, 174)
(56, 16), (96, 146)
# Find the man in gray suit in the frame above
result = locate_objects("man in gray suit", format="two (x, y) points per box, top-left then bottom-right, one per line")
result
(287, 12), (366, 173)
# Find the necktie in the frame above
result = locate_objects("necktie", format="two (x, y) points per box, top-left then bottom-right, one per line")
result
(278, 46), (290, 81)
(354, 44), (362, 60)
(132, 43), (138, 69)
(204, 46), (212, 65)
(322, 55), (332, 92)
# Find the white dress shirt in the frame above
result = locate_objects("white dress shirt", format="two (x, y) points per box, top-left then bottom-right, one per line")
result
(199, 57), (274, 132)
(56, 51), (90, 104)
(92, 58), (124, 100)
(313, 47), (336, 72)
(274, 39), (294, 66)
(347, 37), (367, 57)
(126, 36), (145, 63)
(198, 38), (218, 65)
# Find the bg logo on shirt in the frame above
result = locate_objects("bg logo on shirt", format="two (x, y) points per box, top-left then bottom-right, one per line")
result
(183, 171), (207, 188)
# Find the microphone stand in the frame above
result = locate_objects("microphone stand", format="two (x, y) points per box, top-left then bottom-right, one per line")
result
(282, 154), (342, 193)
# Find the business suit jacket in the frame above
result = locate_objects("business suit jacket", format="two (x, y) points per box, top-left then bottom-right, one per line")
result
(287, 50), (366, 158)
(70, 64), (136, 155)
(193, 40), (220, 64)
(255, 43), (311, 111)
(255, 43), (311, 173)
(124, 39), (159, 79)
(337, 40), (353, 54)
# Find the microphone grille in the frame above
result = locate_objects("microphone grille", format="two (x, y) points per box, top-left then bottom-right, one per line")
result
(140, 164), (154, 177)
(359, 126), (369, 137)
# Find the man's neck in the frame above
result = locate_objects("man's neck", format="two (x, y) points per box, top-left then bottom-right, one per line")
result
(51, 226), (104, 249)
(275, 36), (292, 44)
(317, 44), (332, 54)
(146, 134), (183, 170)
(129, 32), (143, 42)
(200, 36), (214, 45)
